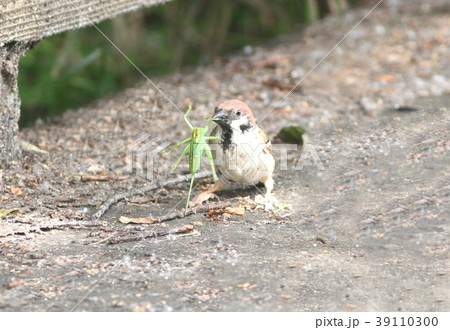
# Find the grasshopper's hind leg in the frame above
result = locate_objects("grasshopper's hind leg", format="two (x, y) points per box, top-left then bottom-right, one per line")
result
(190, 142), (222, 206)
(184, 174), (196, 215)
(204, 144), (218, 181)
(164, 137), (191, 153)
(170, 143), (190, 173)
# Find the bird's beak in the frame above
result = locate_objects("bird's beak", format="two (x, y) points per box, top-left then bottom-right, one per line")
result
(212, 111), (229, 123)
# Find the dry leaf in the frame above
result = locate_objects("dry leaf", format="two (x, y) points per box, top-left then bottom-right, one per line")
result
(207, 206), (245, 217)
(225, 207), (245, 216)
(375, 74), (397, 82)
(118, 216), (158, 224)
(0, 209), (17, 218)
(237, 283), (257, 290)
(10, 186), (23, 196)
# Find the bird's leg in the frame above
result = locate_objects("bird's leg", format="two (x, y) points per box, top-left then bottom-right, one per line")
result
(263, 175), (278, 203)
(191, 180), (224, 206)
(264, 176), (274, 198)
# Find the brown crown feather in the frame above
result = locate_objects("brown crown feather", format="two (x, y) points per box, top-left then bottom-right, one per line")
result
(216, 99), (256, 124)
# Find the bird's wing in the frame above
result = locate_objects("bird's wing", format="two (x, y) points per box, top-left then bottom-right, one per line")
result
(260, 128), (273, 153)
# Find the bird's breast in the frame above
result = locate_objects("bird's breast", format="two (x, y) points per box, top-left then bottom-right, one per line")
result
(210, 127), (274, 184)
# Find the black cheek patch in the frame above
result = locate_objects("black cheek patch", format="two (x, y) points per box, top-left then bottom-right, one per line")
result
(239, 123), (252, 133)
(221, 126), (233, 150)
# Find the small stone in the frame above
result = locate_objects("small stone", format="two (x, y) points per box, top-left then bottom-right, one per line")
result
(414, 199), (429, 205)
(111, 300), (124, 307)
(390, 207), (404, 214)
(6, 279), (24, 289)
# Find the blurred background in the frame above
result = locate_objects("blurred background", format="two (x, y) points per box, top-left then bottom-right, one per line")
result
(18, 0), (364, 126)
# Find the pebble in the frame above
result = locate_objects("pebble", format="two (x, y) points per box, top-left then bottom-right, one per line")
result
(390, 207), (404, 214)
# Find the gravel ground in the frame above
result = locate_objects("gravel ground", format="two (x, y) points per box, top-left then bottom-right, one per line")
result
(0, 0), (449, 311)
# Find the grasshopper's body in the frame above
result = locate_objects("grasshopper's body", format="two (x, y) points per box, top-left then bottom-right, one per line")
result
(164, 105), (218, 214)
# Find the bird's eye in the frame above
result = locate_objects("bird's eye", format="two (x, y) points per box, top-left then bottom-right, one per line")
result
(235, 109), (242, 116)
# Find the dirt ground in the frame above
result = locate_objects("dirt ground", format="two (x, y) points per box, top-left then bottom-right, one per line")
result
(1, 0), (449, 311)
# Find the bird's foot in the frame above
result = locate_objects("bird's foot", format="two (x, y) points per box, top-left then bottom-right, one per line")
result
(254, 194), (278, 211)
(254, 194), (291, 216)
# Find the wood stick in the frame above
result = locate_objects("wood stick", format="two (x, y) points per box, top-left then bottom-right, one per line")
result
(101, 202), (231, 244)
(0, 221), (111, 238)
(92, 170), (212, 220)
(153, 201), (231, 222)
(81, 175), (129, 182)
(107, 224), (194, 244)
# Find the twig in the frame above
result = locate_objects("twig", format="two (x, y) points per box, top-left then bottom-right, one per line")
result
(0, 221), (111, 238)
(19, 139), (48, 154)
(153, 201), (231, 222)
(117, 201), (232, 225)
(38, 221), (110, 230)
(92, 170), (212, 220)
(107, 224), (194, 244)
(81, 175), (129, 182)
(96, 202), (231, 244)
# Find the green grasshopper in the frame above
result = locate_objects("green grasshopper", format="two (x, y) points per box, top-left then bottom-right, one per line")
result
(164, 105), (218, 214)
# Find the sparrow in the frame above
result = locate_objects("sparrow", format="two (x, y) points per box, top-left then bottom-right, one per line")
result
(194, 99), (275, 205)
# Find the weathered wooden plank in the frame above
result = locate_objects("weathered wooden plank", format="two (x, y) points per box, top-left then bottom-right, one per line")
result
(0, 0), (170, 46)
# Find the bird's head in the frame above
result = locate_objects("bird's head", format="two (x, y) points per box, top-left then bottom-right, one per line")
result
(212, 100), (256, 132)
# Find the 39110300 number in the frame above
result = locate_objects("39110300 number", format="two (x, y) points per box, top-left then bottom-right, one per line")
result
(376, 316), (438, 327)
